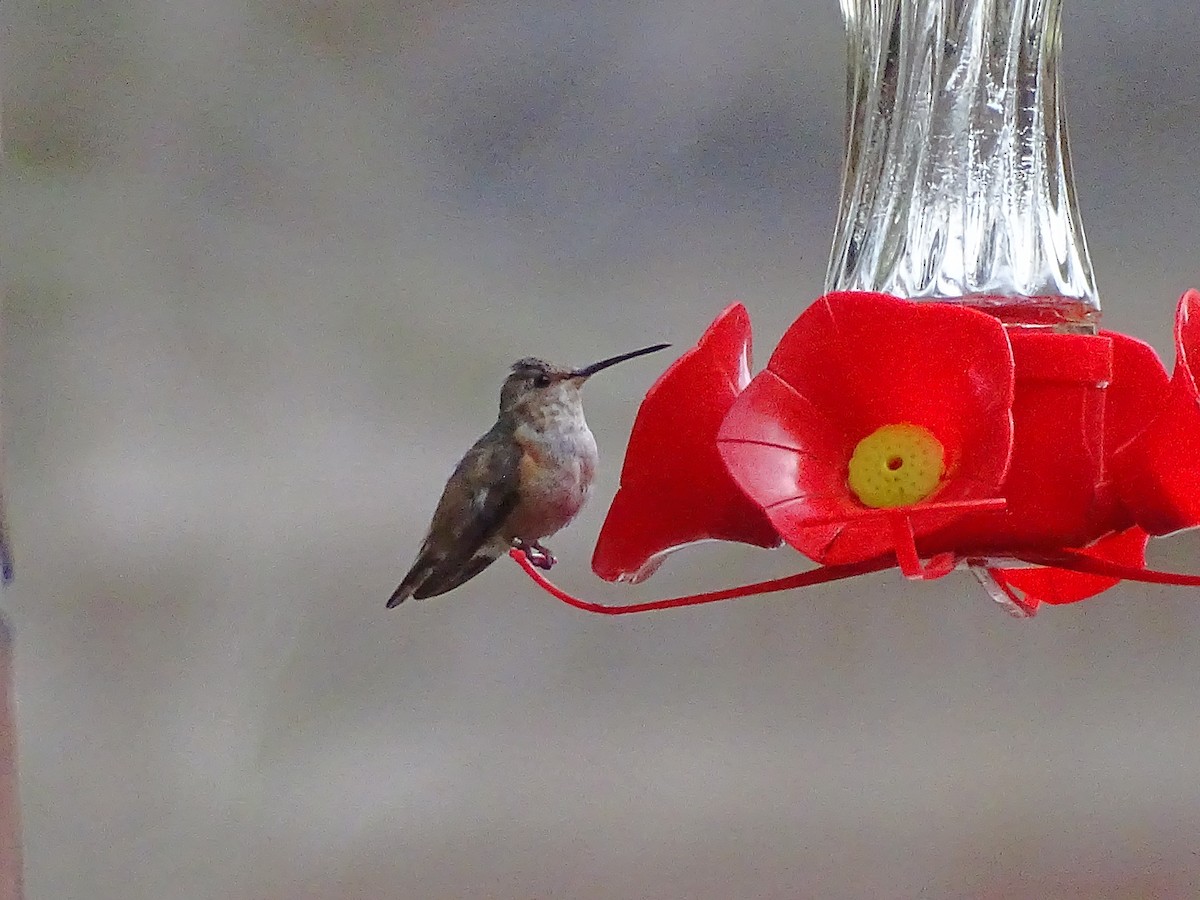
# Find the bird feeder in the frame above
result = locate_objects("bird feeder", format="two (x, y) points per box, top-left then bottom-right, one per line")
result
(515, 0), (1200, 617)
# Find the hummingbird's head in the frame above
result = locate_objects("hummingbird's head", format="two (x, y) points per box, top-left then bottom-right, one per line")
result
(498, 344), (671, 417)
(500, 358), (576, 415)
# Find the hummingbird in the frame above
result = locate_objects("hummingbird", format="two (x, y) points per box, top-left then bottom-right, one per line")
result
(387, 342), (670, 607)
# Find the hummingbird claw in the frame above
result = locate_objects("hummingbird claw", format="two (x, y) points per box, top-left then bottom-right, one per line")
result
(516, 539), (556, 570)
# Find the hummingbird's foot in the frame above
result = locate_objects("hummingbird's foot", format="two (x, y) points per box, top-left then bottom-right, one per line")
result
(516, 539), (557, 570)
(532, 542), (557, 570)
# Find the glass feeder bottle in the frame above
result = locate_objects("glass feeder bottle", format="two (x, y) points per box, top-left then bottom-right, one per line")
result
(827, 0), (1099, 332)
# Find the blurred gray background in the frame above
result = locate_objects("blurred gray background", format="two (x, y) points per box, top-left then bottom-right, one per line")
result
(4, 1), (1200, 898)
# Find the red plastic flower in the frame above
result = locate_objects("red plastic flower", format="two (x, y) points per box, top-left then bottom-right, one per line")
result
(716, 291), (1014, 568)
(592, 303), (780, 583)
(973, 328), (1169, 613)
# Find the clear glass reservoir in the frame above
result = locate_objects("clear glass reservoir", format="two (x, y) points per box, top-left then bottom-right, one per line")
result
(827, 0), (1099, 331)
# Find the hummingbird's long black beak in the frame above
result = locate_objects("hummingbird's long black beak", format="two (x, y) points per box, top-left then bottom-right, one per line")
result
(571, 343), (670, 380)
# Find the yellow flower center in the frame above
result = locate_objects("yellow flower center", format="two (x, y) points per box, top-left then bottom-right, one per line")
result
(847, 424), (945, 508)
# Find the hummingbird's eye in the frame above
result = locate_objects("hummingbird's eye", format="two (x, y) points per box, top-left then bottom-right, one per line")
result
(533, 373), (551, 388)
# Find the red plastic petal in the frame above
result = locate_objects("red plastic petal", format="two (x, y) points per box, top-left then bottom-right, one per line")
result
(1102, 331), (1171, 457)
(988, 526), (1150, 606)
(1077, 329), (1171, 533)
(712, 369), (849, 559)
(718, 292), (1015, 565)
(592, 303), (780, 583)
(1111, 289), (1200, 535)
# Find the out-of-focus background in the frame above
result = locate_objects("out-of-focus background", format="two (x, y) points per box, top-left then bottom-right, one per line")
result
(4, 1), (1200, 897)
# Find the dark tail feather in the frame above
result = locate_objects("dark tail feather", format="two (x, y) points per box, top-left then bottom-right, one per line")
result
(413, 553), (498, 600)
(387, 550), (501, 607)
(387, 555), (435, 608)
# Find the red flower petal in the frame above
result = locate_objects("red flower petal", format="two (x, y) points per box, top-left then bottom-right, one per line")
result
(1080, 329), (1171, 532)
(1102, 331), (1171, 457)
(717, 291), (1015, 565)
(1111, 289), (1200, 535)
(592, 304), (780, 583)
(988, 526), (1150, 606)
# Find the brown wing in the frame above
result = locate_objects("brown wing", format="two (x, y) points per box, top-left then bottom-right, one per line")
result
(387, 424), (522, 606)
